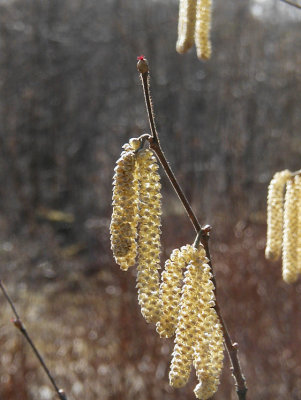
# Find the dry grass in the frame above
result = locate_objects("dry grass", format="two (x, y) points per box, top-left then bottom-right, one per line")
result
(1, 216), (301, 400)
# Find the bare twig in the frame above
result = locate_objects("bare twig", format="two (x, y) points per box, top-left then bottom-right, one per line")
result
(0, 280), (68, 400)
(137, 56), (247, 399)
(280, 0), (301, 9)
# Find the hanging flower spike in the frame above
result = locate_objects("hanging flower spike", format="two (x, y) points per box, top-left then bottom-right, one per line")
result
(157, 245), (195, 338)
(295, 174), (301, 274)
(136, 148), (162, 323)
(282, 177), (299, 283)
(169, 245), (208, 388)
(265, 169), (292, 261)
(176, 0), (197, 54)
(195, 0), (212, 60)
(110, 141), (140, 270)
(193, 260), (224, 399)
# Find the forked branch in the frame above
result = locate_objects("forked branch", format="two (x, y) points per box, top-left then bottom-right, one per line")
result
(137, 56), (247, 399)
(0, 280), (68, 400)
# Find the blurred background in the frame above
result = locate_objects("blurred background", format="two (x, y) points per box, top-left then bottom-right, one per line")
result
(0, 0), (301, 399)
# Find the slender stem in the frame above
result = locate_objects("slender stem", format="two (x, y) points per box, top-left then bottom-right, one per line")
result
(280, 0), (301, 9)
(138, 57), (247, 399)
(0, 280), (68, 400)
(149, 138), (201, 233)
(201, 234), (247, 399)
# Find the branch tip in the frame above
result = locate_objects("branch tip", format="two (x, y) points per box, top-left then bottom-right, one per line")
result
(137, 56), (149, 74)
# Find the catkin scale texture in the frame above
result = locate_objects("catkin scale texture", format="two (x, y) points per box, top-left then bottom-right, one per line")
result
(157, 245), (195, 338)
(110, 149), (139, 270)
(194, 308), (224, 399)
(282, 178), (299, 283)
(169, 246), (209, 388)
(195, 0), (212, 60)
(192, 259), (224, 399)
(176, 0), (197, 54)
(295, 175), (301, 273)
(136, 149), (162, 323)
(265, 170), (291, 261)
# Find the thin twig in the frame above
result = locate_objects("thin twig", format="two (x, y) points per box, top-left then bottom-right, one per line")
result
(280, 0), (301, 9)
(0, 280), (68, 400)
(137, 56), (247, 399)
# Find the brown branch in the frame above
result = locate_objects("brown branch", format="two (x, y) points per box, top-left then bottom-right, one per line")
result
(137, 56), (247, 399)
(0, 280), (68, 400)
(280, 0), (301, 9)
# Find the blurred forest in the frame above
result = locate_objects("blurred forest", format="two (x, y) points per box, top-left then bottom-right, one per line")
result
(0, 0), (301, 399)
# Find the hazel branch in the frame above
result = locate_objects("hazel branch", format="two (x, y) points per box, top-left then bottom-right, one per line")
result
(0, 280), (68, 400)
(137, 56), (247, 399)
(280, 0), (301, 9)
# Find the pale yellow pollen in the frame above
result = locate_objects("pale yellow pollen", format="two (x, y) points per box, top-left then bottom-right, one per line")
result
(265, 170), (291, 261)
(195, 0), (212, 60)
(282, 177), (299, 283)
(176, 0), (197, 54)
(136, 148), (162, 323)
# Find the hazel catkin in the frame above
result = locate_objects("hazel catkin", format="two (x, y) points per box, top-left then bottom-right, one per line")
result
(295, 175), (301, 273)
(265, 169), (291, 261)
(110, 145), (139, 270)
(195, 0), (212, 60)
(156, 245), (195, 338)
(176, 0), (197, 54)
(169, 245), (209, 388)
(135, 148), (162, 323)
(282, 177), (299, 283)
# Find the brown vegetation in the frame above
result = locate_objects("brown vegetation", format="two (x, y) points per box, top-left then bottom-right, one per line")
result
(0, 0), (301, 399)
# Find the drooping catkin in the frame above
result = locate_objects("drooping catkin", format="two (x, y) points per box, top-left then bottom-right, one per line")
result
(136, 148), (162, 323)
(176, 0), (197, 54)
(194, 308), (224, 399)
(110, 145), (139, 271)
(282, 177), (299, 283)
(265, 169), (292, 261)
(295, 175), (301, 273)
(157, 245), (195, 338)
(169, 245), (208, 388)
(195, 0), (212, 60)
(192, 256), (223, 400)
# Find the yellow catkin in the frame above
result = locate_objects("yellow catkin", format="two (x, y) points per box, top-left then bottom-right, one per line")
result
(157, 245), (195, 338)
(195, 0), (212, 60)
(194, 308), (224, 399)
(193, 261), (223, 399)
(282, 177), (299, 283)
(265, 170), (292, 261)
(135, 149), (162, 323)
(176, 0), (197, 54)
(169, 245), (208, 388)
(295, 175), (301, 273)
(110, 144), (140, 271)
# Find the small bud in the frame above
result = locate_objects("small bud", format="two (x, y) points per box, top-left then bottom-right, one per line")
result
(137, 56), (149, 74)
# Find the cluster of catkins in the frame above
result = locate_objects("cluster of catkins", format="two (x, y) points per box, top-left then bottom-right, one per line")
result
(265, 170), (301, 283)
(110, 138), (224, 399)
(176, 0), (212, 60)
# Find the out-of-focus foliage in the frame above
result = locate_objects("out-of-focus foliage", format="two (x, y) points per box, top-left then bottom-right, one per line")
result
(0, 0), (301, 399)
